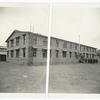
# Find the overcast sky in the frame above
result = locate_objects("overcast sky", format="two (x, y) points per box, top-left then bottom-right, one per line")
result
(52, 3), (100, 49)
(0, 3), (100, 49)
(0, 3), (49, 46)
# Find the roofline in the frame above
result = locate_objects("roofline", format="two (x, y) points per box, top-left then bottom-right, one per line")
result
(51, 36), (97, 49)
(5, 30), (97, 49)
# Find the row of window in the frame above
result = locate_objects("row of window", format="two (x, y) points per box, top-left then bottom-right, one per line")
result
(0, 48), (6, 52)
(55, 40), (96, 53)
(7, 48), (26, 58)
(32, 48), (96, 59)
(7, 34), (26, 48)
(7, 48), (96, 59)
(7, 34), (96, 53)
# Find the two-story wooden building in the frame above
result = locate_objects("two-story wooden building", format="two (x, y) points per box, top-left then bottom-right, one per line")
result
(6, 30), (98, 65)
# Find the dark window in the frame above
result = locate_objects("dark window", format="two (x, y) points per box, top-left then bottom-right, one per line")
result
(11, 39), (14, 47)
(23, 34), (26, 44)
(62, 51), (67, 58)
(75, 44), (77, 50)
(86, 53), (88, 58)
(56, 40), (59, 47)
(83, 53), (85, 57)
(63, 42), (67, 48)
(11, 50), (14, 58)
(16, 37), (20, 46)
(55, 50), (59, 58)
(33, 48), (37, 57)
(69, 52), (72, 58)
(23, 48), (26, 57)
(16, 49), (20, 58)
(42, 49), (47, 58)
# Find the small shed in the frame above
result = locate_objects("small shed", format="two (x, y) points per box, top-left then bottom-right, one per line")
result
(0, 46), (7, 61)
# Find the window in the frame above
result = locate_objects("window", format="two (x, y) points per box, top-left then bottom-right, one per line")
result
(70, 43), (72, 49)
(90, 54), (91, 58)
(69, 52), (72, 58)
(87, 47), (89, 52)
(42, 49), (47, 58)
(86, 53), (88, 58)
(11, 39), (14, 47)
(62, 51), (67, 58)
(63, 42), (67, 48)
(33, 48), (37, 57)
(90, 48), (91, 52)
(56, 40), (59, 47)
(50, 40), (52, 46)
(55, 50), (59, 58)
(11, 50), (14, 58)
(23, 48), (26, 57)
(75, 52), (78, 58)
(7, 41), (9, 48)
(16, 37), (20, 46)
(80, 46), (82, 51)
(43, 38), (47, 46)
(75, 44), (77, 50)
(33, 36), (37, 45)
(50, 49), (52, 57)
(23, 34), (26, 44)
(83, 53), (85, 57)
(7, 51), (9, 57)
(16, 49), (20, 58)
(92, 54), (94, 58)
(83, 46), (85, 51)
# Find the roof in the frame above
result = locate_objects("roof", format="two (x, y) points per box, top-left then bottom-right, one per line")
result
(5, 30), (97, 49)
(5, 30), (48, 42)
(6, 30), (28, 42)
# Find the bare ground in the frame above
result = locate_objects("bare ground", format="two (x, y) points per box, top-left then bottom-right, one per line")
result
(0, 62), (46, 93)
(49, 64), (100, 93)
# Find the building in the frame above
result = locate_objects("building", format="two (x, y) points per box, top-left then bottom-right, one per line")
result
(6, 30), (98, 65)
(0, 46), (7, 61)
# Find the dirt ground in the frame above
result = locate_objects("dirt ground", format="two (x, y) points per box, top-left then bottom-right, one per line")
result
(0, 62), (46, 93)
(1, 62), (100, 94)
(49, 64), (100, 93)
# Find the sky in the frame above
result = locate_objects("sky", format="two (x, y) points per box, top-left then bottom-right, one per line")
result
(0, 3), (100, 49)
(0, 3), (49, 46)
(52, 3), (100, 49)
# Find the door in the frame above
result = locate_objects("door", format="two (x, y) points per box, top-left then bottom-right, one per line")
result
(0, 55), (6, 61)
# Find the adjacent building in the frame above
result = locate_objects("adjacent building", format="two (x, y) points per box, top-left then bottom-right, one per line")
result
(0, 46), (7, 61)
(6, 30), (98, 65)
